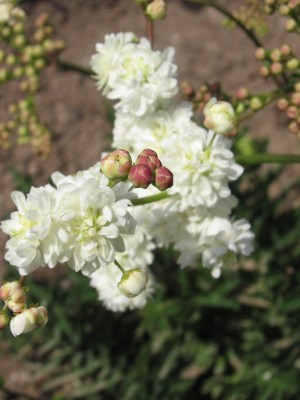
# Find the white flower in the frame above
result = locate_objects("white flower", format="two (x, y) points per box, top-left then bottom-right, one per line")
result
(166, 129), (244, 209)
(118, 268), (148, 298)
(10, 306), (48, 337)
(112, 101), (194, 155)
(1, 185), (57, 275)
(0, 0), (25, 23)
(52, 167), (136, 275)
(89, 226), (155, 311)
(91, 33), (178, 116)
(203, 97), (236, 135)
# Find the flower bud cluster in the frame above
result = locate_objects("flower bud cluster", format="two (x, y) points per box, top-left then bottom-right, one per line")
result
(255, 44), (300, 79)
(277, 82), (300, 138)
(101, 148), (173, 191)
(0, 280), (48, 336)
(0, 10), (65, 154)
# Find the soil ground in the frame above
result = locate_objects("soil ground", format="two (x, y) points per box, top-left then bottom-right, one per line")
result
(0, 0), (299, 397)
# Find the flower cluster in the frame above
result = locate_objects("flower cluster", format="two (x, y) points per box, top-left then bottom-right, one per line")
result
(1, 164), (136, 276)
(0, 280), (48, 336)
(90, 31), (254, 309)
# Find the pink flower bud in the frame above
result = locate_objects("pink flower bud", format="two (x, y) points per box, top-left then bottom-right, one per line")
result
(139, 149), (158, 158)
(154, 166), (173, 191)
(118, 268), (148, 298)
(136, 154), (162, 171)
(10, 306), (48, 337)
(100, 149), (132, 181)
(0, 312), (9, 330)
(0, 281), (27, 313)
(128, 164), (154, 188)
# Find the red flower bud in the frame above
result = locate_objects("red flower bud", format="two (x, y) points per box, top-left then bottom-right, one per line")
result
(154, 166), (173, 191)
(136, 154), (162, 171)
(139, 149), (158, 157)
(129, 164), (154, 188)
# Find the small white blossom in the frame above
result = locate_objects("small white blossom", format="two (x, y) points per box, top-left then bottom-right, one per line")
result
(203, 97), (236, 135)
(0, 0), (25, 23)
(1, 185), (57, 275)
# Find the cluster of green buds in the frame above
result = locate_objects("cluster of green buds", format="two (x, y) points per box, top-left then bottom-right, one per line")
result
(0, 280), (48, 336)
(100, 148), (173, 191)
(134, 0), (167, 21)
(277, 0), (300, 32)
(255, 44), (300, 78)
(0, 8), (65, 154)
(277, 82), (300, 138)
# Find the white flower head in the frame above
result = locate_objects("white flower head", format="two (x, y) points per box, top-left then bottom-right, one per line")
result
(91, 32), (178, 116)
(52, 166), (136, 275)
(1, 185), (57, 275)
(0, 0), (25, 23)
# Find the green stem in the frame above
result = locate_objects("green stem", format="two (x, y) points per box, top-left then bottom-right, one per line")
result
(114, 259), (125, 274)
(236, 153), (300, 165)
(56, 59), (92, 77)
(19, 276), (27, 287)
(132, 191), (171, 206)
(186, 0), (263, 48)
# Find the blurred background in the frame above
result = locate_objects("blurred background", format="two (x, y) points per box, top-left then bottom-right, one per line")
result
(0, 1), (300, 399)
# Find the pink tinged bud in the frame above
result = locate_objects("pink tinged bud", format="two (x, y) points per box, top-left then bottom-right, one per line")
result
(139, 149), (158, 158)
(286, 106), (298, 119)
(281, 44), (292, 56)
(259, 66), (270, 77)
(288, 121), (299, 133)
(146, 0), (167, 20)
(277, 98), (289, 111)
(100, 149), (132, 181)
(0, 281), (27, 313)
(270, 62), (283, 75)
(154, 166), (173, 191)
(255, 47), (266, 60)
(0, 312), (9, 330)
(236, 87), (249, 100)
(10, 306), (48, 337)
(136, 154), (162, 171)
(291, 92), (300, 105)
(128, 164), (154, 188)
(118, 268), (148, 298)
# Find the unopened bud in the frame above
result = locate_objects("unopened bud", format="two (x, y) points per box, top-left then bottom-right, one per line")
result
(236, 87), (249, 100)
(128, 164), (154, 188)
(277, 98), (289, 110)
(287, 58), (299, 70)
(154, 166), (173, 191)
(118, 268), (148, 298)
(259, 65), (270, 77)
(0, 312), (9, 330)
(270, 62), (283, 75)
(136, 152), (162, 171)
(10, 306), (48, 337)
(146, 0), (167, 20)
(250, 97), (263, 110)
(291, 92), (300, 105)
(203, 97), (236, 135)
(100, 149), (132, 181)
(281, 44), (292, 56)
(255, 47), (266, 60)
(270, 49), (281, 62)
(279, 5), (290, 15)
(0, 281), (27, 313)
(286, 105), (298, 119)
(288, 121), (299, 133)
(285, 19), (297, 32)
